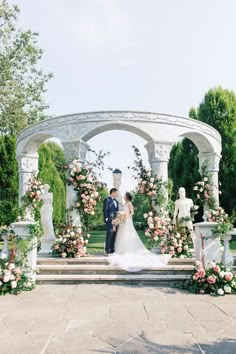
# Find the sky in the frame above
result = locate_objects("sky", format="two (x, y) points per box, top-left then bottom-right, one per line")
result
(16, 0), (236, 194)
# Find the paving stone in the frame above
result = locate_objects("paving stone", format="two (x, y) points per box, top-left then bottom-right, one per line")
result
(0, 333), (50, 354)
(27, 319), (70, 334)
(45, 332), (114, 354)
(186, 302), (229, 321)
(3, 318), (33, 334)
(91, 320), (139, 347)
(118, 332), (201, 354)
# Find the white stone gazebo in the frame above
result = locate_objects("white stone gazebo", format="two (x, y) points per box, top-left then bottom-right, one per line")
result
(14, 110), (233, 274)
(16, 111), (222, 216)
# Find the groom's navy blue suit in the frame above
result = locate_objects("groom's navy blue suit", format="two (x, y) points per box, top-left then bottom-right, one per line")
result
(104, 196), (119, 253)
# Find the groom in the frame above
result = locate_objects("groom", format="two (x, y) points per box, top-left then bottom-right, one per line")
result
(104, 188), (119, 255)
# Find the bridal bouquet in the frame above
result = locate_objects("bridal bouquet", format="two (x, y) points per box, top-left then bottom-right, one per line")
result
(112, 211), (128, 231)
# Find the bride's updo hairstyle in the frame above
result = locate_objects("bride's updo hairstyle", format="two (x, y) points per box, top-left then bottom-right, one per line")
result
(125, 192), (132, 201)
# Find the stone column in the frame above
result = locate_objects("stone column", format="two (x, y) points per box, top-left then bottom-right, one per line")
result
(17, 154), (39, 207)
(62, 140), (90, 225)
(198, 152), (221, 206)
(145, 141), (172, 182)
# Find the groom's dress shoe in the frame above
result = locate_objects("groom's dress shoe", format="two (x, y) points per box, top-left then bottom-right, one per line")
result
(104, 252), (109, 256)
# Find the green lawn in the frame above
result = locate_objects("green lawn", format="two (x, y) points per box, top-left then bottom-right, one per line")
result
(87, 230), (151, 254)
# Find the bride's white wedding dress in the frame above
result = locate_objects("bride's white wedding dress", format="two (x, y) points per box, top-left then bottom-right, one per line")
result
(108, 202), (171, 272)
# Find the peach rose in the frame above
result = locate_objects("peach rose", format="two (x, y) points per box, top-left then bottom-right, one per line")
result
(207, 275), (216, 284)
(225, 273), (233, 282)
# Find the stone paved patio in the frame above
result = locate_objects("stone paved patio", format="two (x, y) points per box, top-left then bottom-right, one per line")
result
(0, 285), (235, 354)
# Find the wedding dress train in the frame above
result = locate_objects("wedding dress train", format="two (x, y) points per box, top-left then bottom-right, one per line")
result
(108, 203), (171, 272)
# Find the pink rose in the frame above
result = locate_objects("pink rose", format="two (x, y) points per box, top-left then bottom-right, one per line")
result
(177, 247), (182, 253)
(207, 275), (216, 284)
(213, 266), (220, 273)
(225, 273), (233, 282)
(200, 290), (205, 294)
(193, 273), (199, 280)
(197, 268), (206, 278)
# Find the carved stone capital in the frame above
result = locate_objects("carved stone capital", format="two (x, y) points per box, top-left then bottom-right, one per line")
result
(62, 140), (90, 163)
(198, 152), (221, 172)
(17, 154), (39, 173)
(145, 141), (173, 162)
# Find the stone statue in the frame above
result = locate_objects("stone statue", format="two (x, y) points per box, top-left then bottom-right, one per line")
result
(39, 184), (55, 253)
(173, 187), (193, 230)
(112, 168), (124, 211)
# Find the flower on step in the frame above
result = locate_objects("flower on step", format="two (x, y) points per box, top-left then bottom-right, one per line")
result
(185, 261), (236, 296)
(51, 224), (89, 258)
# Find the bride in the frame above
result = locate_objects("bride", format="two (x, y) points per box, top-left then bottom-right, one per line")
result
(108, 192), (171, 272)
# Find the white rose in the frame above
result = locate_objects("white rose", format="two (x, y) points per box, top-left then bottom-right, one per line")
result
(3, 275), (10, 282)
(217, 289), (224, 296)
(10, 274), (15, 280)
(219, 271), (225, 278)
(11, 281), (17, 289)
(203, 177), (208, 182)
(8, 263), (15, 270)
(224, 286), (232, 294)
(180, 255), (185, 259)
(70, 231), (75, 237)
(149, 224), (154, 229)
(26, 281), (32, 288)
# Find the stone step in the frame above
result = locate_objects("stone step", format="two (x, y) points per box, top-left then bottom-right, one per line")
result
(37, 256), (196, 266)
(37, 264), (194, 275)
(36, 273), (191, 285)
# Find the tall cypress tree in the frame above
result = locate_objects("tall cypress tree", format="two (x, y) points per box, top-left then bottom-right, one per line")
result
(0, 135), (18, 224)
(38, 142), (66, 224)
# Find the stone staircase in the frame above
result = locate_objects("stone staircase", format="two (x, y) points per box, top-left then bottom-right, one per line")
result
(36, 255), (195, 286)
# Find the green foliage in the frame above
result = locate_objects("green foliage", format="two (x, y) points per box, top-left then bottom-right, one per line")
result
(0, 135), (19, 224)
(190, 87), (236, 214)
(38, 142), (66, 224)
(132, 192), (150, 228)
(170, 87), (236, 216)
(0, 0), (53, 134)
(168, 138), (200, 201)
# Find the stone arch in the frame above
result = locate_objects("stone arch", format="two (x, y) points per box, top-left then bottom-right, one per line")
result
(16, 110), (222, 210)
(81, 122), (153, 143)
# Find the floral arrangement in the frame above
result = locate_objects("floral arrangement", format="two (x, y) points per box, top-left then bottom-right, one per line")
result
(128, 146), (165, 202)
(185, 261), (236, 296)
(144, 211), (170, 246)
(0, 226), (35, 295)
(51, 224), (90, 258)
(193, 175), (217, 209)
(68, 160), (101, 216)
(0, 259), (34, 295)
(204, 207), (233, 236)
(24, 172), (44, 210)
(161, 221), (193, 258)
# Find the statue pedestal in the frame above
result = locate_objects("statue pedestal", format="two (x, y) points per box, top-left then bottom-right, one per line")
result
(194, 222), (221, 266)
(11, 221), (37, 281)
(222, 230), (235, 267)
